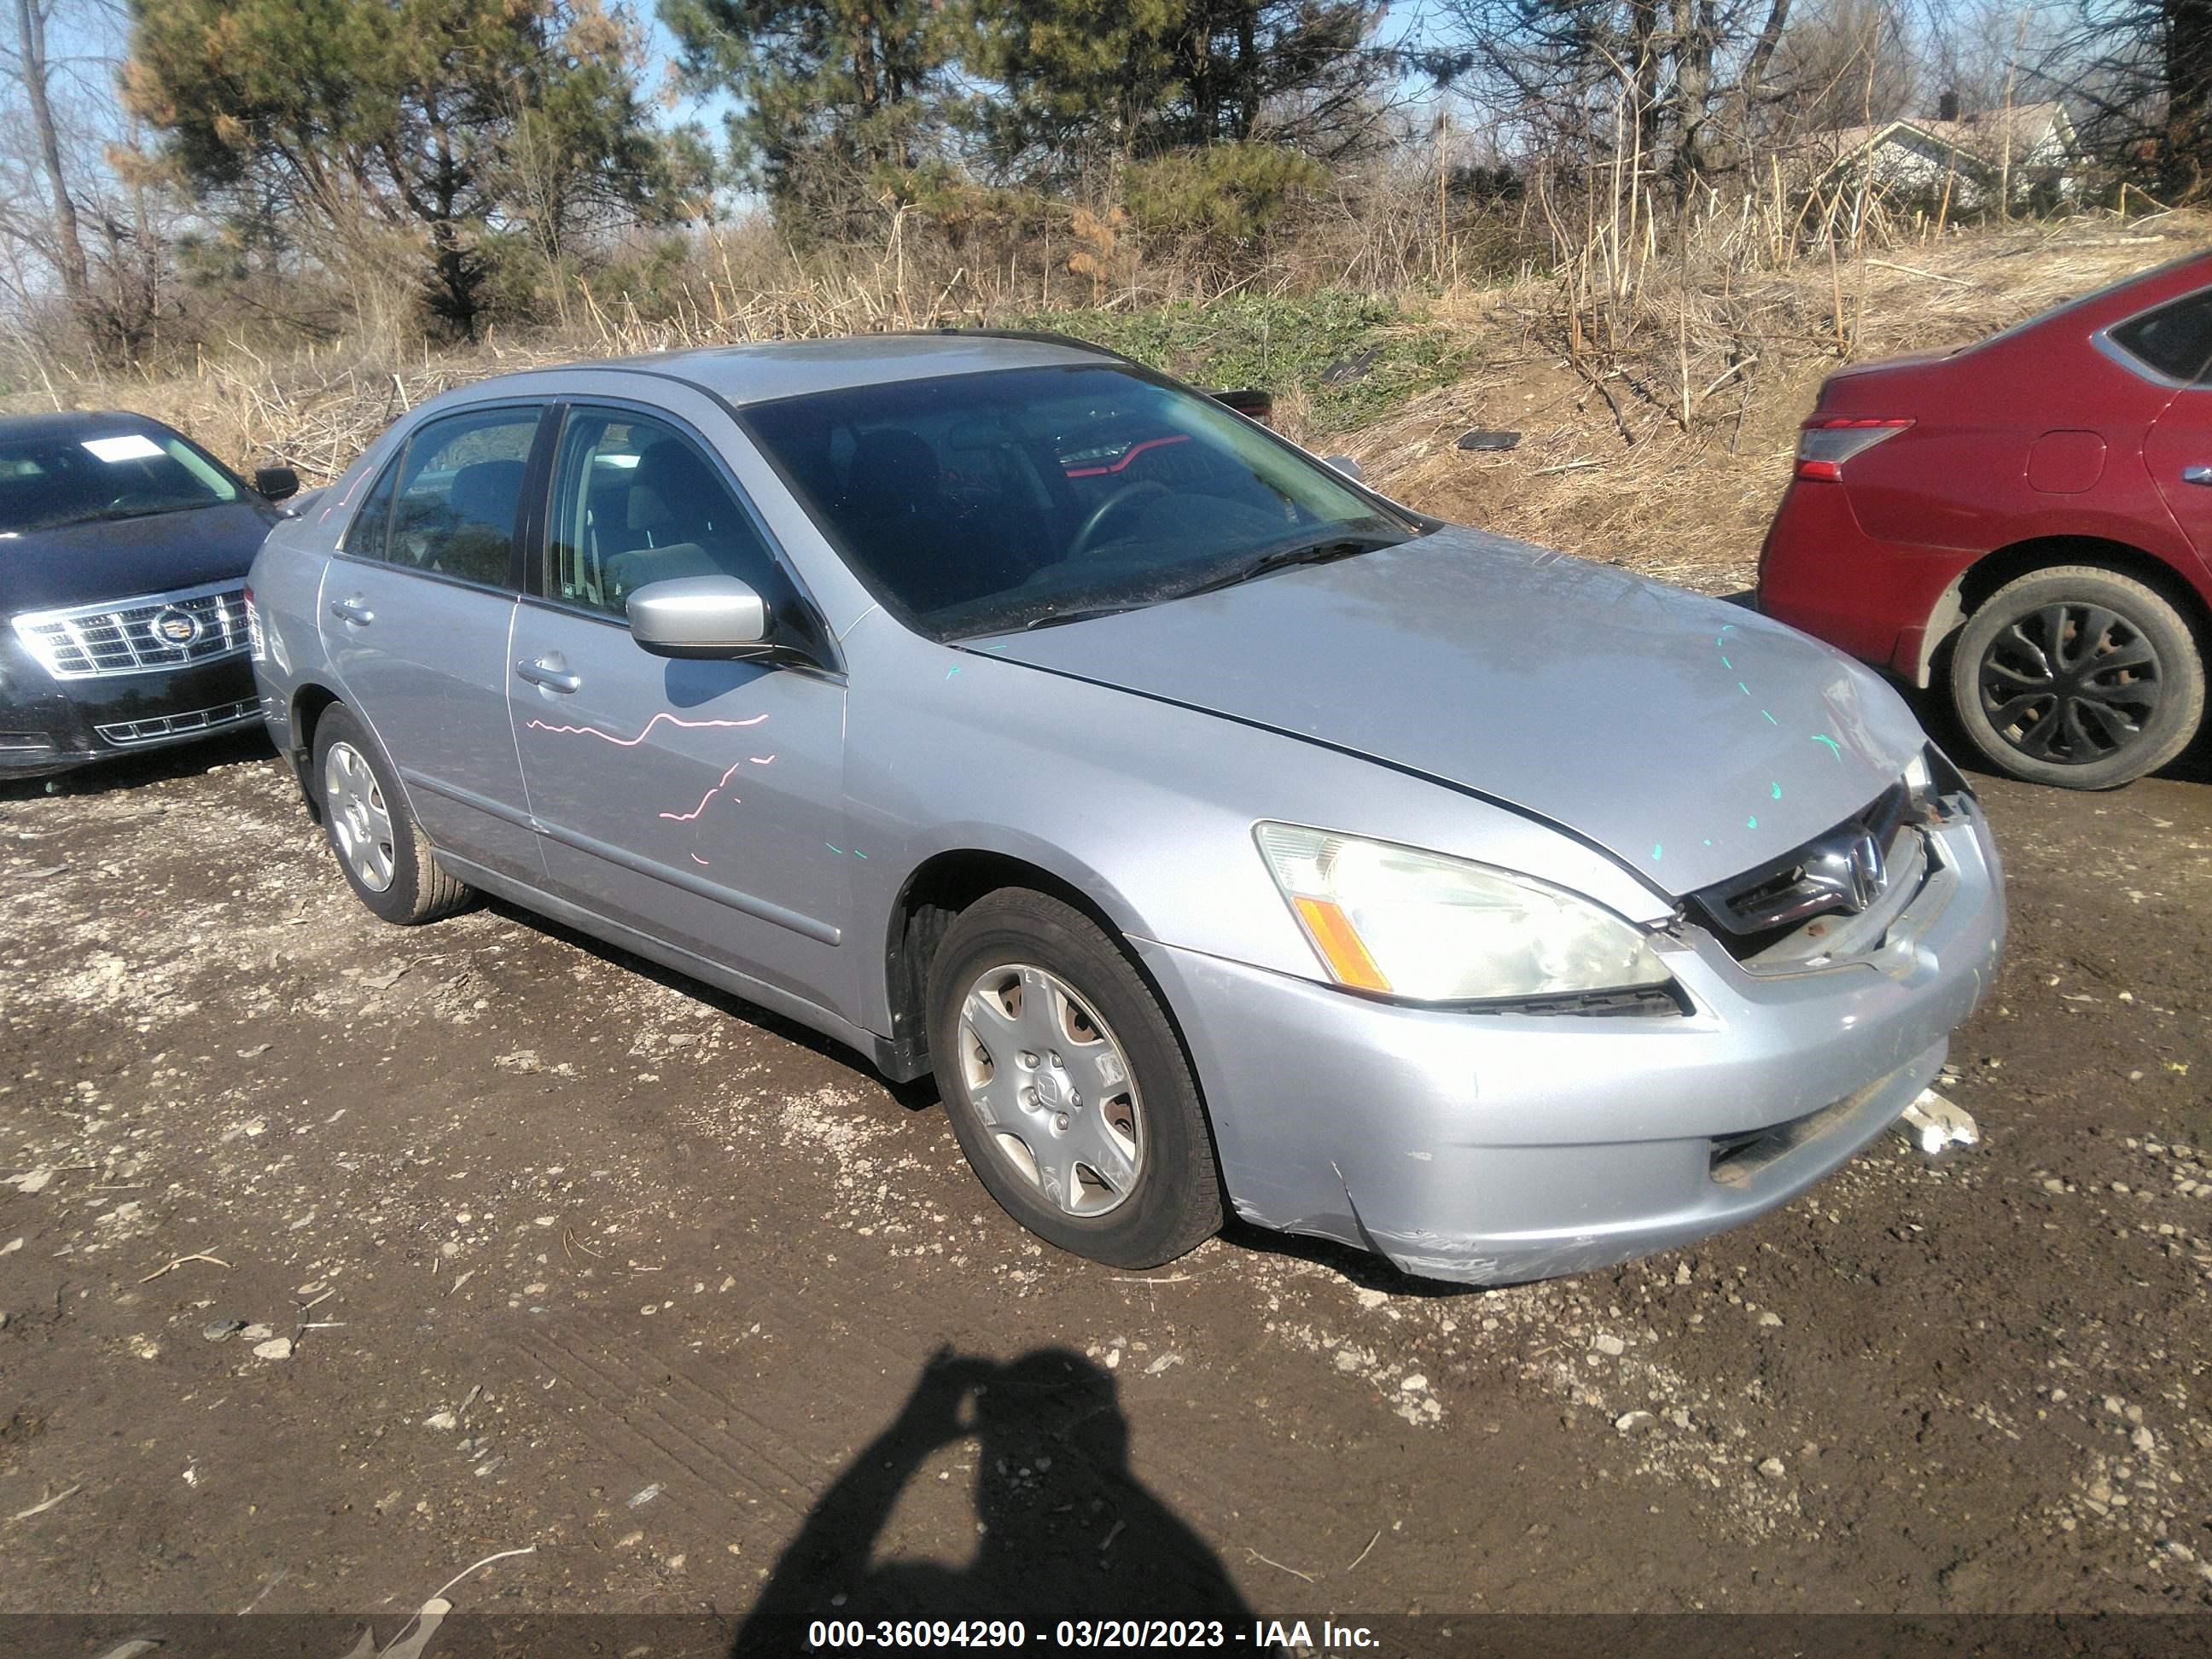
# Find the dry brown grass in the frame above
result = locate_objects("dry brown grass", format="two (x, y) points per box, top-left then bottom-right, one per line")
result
(1345, 209), (2212, 594)
(9, 203), (2207, 604)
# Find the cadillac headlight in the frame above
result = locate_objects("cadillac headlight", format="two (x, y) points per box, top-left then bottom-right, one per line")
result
(1255, 823), (1670, 1003)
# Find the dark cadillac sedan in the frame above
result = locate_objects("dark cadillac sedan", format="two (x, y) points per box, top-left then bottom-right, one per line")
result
(1, 410), (300, 779)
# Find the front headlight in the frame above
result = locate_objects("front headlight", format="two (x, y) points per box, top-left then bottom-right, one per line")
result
(1254, 823), (1670, 1003)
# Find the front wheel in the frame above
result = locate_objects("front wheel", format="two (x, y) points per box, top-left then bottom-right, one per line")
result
(1948, 565), (2205, 789)
(927, 888), (1223, 1269)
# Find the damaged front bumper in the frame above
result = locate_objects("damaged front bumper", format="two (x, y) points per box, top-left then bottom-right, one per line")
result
(1135, 794), (2005, 1285)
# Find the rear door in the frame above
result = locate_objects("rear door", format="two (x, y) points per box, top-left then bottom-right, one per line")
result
(509, 394), (853, 1014)
(2119, 289), (2212, 565)
(323, 402), (546, 884)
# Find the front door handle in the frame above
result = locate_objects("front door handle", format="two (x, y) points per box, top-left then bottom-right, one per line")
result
(515, 657), (582, 693)
(2183, 464), (2212, 486)
(329, 597), (375, 625)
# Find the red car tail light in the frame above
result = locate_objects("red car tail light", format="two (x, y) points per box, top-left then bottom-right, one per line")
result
(1796, 416), (1913, 480)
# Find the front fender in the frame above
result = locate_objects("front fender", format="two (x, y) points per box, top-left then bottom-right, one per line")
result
(838, 609), (1668, 1037)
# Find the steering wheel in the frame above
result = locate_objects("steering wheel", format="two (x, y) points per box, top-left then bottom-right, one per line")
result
(1068, 481), (1169, 559)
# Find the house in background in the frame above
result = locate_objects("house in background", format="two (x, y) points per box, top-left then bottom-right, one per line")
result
(1801, 97), (2083, 213)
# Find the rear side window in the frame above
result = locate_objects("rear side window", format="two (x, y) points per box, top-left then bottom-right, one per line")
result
(345, 406), (541, 586)
(2109, 291), (2212, 386)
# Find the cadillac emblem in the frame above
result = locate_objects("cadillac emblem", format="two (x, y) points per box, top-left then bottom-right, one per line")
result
(152, 608), (203, 648)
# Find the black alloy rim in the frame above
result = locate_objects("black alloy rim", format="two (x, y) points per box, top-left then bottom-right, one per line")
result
(1976, 601), (2163, 765)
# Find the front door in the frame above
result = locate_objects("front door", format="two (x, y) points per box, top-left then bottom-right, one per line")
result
(509, 399), (852, 1014)
(322, 402), (545, 885)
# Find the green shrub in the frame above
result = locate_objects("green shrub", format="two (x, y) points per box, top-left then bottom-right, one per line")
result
(1121, 143), (1328, 246)
(1005, 289), (1464, 432)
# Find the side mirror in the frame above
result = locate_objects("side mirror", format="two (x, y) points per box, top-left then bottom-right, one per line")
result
(1209, 387), (1274, 425)
(626, 575), (768, 659)
(254, 465), (300, 502)
(1323, 454), (1364, 481)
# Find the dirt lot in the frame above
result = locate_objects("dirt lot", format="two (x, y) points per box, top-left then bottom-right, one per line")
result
(2, 702), (2209, 1633)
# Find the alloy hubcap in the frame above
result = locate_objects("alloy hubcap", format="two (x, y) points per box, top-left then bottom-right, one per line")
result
(957, 963), (1144, 1217)
(1976, 602), (2163, 766)
(323, 741), (397, 892)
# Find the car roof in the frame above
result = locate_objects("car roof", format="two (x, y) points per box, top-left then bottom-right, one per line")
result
(457, 331), (1125, 410)
(0, 409), (178, 443)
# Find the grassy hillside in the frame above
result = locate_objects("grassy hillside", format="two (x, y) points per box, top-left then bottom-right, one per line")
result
(16, 212), (2208, 599)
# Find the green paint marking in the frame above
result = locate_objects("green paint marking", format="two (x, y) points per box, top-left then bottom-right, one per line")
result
(853, 849), (867, 859)
(824, 843), (844, 855)
(1650, 844), (1663, 861)
(1761, 709), (1778, 725)
(1720, 655), (1732, 669)
(1746, 815), (1759, 830)
(946, 665), (961, 678)
(1738, 681), (1750, 696)
(1703, 838), (1714, 847)
(1811, 734), (1843, 759)
(1771, 781), (1783, 800)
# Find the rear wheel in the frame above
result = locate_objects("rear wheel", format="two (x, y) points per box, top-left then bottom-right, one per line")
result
(927, 888), (1222, 1269)
(1948, 565), (2204, 789)
(311, 704), (470, 924)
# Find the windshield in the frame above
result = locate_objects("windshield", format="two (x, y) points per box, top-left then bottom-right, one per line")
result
(0, 428), (242, 536)
(742, 364), (1413, 639)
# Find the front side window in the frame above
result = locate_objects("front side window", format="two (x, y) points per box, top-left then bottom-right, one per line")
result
(348, 406), (539, 586)
(544, 406), (788, 620)
(742, 364), (1413, 640)
(2110, 290), (2212, 386)
(0, 427), (240, 536)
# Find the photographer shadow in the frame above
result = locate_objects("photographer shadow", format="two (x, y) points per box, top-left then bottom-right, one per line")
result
(734, 1347), (1257, 1648)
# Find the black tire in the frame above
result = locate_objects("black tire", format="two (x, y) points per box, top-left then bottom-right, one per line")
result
(1948, 564), (2205, 790)
(927, 888), (1223, 1270)
(310, 704), (470, 925)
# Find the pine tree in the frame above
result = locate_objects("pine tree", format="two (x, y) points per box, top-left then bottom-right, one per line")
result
(659, 0), (958, 228)
(965, 0), (1395, 182)
(126, 0), (704, 335)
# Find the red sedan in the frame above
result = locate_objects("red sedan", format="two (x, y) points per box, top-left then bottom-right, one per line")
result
(1758, 251), (2212, 788)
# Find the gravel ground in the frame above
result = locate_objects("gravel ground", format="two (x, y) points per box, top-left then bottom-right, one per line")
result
(2, 721), (2209, 1626)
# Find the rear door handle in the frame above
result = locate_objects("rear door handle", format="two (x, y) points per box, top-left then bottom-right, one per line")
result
(329, 597), (375, 625)
(2183, 465), (2212, 486)
(516, 657), (582, 693)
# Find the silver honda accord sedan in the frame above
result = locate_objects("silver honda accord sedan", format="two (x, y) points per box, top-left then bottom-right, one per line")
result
(246, 331), (2006, 1284)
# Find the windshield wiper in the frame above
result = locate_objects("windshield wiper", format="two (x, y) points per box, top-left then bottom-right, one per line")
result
(1021, 602), (1146, 632)
(84, 500), (219, 526)
(1178, 533), (1403, 598)
(997, 533), (1402, 635)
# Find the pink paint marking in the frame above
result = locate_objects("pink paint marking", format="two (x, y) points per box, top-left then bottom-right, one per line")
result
(661, 759), (747, 823)
(690, 853), (711, 867)
(1063, 434), (1191, 479)
(527, 710), (770, 746)
(527, 709), (772, 841)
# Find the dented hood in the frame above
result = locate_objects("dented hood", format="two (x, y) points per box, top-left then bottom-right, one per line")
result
(979, 527), (1929, 897)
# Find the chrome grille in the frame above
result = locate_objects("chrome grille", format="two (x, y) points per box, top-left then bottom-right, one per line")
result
(95, 697), (261, 747)
(10, 581), (251, 680)
(1692, 783), (1916, 948)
